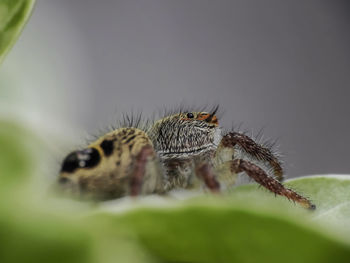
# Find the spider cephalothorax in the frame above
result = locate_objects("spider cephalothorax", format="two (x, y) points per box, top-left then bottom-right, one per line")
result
(149, 107), (221, 159)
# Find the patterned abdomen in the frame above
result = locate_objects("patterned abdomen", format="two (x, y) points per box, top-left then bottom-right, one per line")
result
(58, 128), (163, 200)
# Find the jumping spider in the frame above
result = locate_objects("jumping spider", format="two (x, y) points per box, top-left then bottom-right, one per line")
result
(58, 107), (315, 210)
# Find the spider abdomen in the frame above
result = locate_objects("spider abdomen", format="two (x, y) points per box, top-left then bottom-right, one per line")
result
(58, 127), (163, 200)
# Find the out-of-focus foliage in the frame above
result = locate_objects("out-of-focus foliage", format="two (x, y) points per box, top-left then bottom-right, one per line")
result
(1, 118), (350, 263)
(0, 0), (35, 63)
(102, 177), (350, 263)
(0, 120), (33, 186)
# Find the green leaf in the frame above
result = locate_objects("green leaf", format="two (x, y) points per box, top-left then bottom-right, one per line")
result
(0, 0), (35, 64)
(0, 120), (35, 188)
(287, 176), (350, 237)
(0, 119), (91, 262)
(91, 176), (350, 263)
(1, 120), (350, 263)
(0, 210), (93, 263)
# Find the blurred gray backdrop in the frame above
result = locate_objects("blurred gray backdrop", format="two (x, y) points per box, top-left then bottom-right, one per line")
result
(4, 0), (350, 178)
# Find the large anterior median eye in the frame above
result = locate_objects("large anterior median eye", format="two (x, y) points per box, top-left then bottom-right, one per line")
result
(186, 112), (194, 118)
(61, 148), (100, 173)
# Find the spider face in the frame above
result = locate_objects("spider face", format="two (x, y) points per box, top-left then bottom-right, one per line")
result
(149, 110), (222, 159)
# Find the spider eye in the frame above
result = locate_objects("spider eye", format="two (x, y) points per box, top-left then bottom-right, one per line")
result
(186, 113), (194, 118)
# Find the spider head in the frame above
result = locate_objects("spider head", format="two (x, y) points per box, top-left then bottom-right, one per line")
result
(150, 106), (222, 158)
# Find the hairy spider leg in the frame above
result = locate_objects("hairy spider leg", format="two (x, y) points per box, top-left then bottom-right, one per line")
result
(228, 159), (315, 209)
(130, 145), (158, 196)
(195, 162), (220, 192)
(162, 157), (221, 192)
(221, 132), (284, 181)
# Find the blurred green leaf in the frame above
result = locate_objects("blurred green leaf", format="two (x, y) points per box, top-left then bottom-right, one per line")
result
(0, 0), (35, 64)
(93, 176), (350, 263)
(0, 210), (93, 263)
(0, 120), (35, 189)
(0, 120), (91, 262)
(287, 176), (350, 236)
(1, 117), (350, 263)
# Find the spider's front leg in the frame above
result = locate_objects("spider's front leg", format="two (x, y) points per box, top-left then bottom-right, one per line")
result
(195, 160), (220, 192)
(230, 159), (315, 210)
(220, 132), (284, 181)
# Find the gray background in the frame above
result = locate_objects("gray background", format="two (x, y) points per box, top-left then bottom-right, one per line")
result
(4, 0), (350, 178)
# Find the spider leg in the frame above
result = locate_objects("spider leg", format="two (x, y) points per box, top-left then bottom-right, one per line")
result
(129, 145), (157, 196)
(162, 159), (195, 191)
(162, 158), (221, 192)
(230, 159), (315, 210)
(220, 132), (284, 181)
(195, 161), (220, 192)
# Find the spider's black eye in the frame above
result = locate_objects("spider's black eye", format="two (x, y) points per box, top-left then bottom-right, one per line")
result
(61, 148), (100, 173)
(187, 113), (194, 118)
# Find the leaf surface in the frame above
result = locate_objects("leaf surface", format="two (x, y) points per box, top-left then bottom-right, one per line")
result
(0, 0), (35, 63)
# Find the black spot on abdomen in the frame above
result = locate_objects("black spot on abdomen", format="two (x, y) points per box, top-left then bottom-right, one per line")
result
(100, 140), (114, 156)
(60, 148), (101, 173)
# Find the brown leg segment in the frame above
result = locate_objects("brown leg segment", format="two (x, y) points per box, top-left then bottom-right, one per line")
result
(231, 159), (315, 210)
(129, 145), (155, 196)
(195, 163), (220, 192)
(221, 132), (284, 181)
